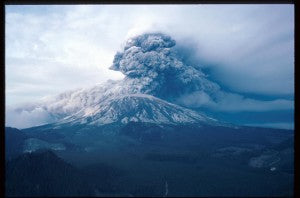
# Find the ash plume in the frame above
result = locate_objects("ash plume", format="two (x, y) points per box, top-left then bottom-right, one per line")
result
(110, 33), (220, 101)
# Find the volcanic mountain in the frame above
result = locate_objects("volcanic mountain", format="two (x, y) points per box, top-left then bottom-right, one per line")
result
(10, 33), (226, 129)
(5, 33), (294, 197)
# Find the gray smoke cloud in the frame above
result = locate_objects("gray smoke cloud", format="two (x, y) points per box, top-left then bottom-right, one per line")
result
(110, 33), (293, 112)
(110, 33), (220, 101)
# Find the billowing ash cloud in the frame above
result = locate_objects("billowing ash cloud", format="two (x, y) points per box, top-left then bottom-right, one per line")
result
(110, 33), (293, 112)
(110, 33), (176, 77)
(6, 33), (294, 129)
(110, 33), (220, 100)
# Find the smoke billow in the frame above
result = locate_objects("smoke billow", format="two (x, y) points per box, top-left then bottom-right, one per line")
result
(110, 33), (220, 101)
(110, 33), (293, 112)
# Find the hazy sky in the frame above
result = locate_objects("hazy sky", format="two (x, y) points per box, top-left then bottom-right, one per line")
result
(5, 4), (294, 129)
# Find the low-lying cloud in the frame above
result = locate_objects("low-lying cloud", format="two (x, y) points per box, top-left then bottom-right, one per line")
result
(245, 122), (294, 130)
(5, 105), (53, 129)
(177, 91), (293, 112)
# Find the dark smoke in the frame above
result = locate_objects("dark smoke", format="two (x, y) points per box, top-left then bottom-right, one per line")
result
(110, 33), (220, 101)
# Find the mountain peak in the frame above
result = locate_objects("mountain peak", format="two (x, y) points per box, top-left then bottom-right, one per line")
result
(56, 93), (220, 127)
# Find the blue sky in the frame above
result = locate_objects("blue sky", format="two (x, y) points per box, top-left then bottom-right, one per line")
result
(5, 5), (294, 129)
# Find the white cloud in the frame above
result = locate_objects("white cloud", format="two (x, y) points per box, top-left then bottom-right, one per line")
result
(5, 57), (124, 104)
(5, 105), (53, 129)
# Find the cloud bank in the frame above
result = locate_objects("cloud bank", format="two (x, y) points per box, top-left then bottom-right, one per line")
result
(176, 91), (293, 112)
(5, 105), (53, 129)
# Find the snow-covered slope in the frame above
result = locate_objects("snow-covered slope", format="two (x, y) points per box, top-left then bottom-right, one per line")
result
(55, 93), (219, 126)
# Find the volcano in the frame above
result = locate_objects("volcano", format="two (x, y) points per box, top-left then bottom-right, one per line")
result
(5, 33), (294, 197)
